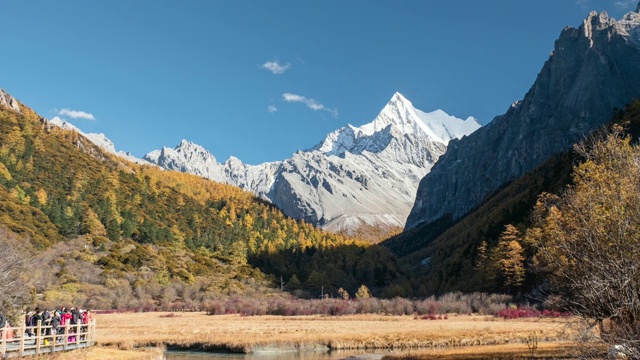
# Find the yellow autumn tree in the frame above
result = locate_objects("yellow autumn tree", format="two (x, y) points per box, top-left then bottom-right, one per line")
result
(355, 284), (372, 299)
(527, 126), (640, 356)
(81, 207), (107, 237)
(496, 224), (525, 289)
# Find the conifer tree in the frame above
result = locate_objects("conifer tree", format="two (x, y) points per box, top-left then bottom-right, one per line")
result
(497, 224), (525, 289)
(337, 287), (350, 300)
(355, 284), (372, 299)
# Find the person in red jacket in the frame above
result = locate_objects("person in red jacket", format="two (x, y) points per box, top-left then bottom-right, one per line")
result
(81, 309), (92, 325)
(80, 309), (91, 340)
(60, 308), (72, 327)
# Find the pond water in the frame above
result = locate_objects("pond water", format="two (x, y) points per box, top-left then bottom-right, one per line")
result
(165, 350), (391, 360)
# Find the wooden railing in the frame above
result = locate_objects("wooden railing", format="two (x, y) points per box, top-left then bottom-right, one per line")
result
(0, 319), (96, 358)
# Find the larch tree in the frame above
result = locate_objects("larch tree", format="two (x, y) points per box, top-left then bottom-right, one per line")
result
(355, 284), (372, 299)
(527, 126), (640, 357)
(496, 225), (525, 289)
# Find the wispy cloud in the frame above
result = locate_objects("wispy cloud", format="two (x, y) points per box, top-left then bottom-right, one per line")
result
(575, 0), (590, 10)
(260, 60), (291, 75)
(268, 105), (278, 113)
(282, 92), (338, 117)
(615, 0), (636, 11)
(58, 108), (95, 120)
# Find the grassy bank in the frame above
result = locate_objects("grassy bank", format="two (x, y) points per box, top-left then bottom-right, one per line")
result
(383, 342), (576, 359)
(24, 346), (165, 360)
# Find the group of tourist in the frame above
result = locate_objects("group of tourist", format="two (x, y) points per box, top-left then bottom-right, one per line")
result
(0, 307), (93, 344)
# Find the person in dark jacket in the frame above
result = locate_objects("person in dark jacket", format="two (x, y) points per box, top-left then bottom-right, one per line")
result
(51, 310), (62, 342)
(32, 308), (43, 338)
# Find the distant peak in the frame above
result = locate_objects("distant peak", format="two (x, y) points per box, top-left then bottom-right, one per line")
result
(176, 139), (205, 151)
(466, 116), (481, 126)
(636, 1), (640, 13)
(389, 92), (411, 106)
(0, 89), (21, 113)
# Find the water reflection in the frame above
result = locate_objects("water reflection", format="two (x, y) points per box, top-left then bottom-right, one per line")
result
(165, 350), (389, 360)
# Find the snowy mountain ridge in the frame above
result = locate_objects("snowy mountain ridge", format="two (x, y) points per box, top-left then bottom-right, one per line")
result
(48, 117), (150, 165)
(35, 90), (481, 236)
(313, 93), (479, 157)
(145, 92), (481, 235)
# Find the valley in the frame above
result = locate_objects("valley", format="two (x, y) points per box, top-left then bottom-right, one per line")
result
(94, 312), (576, 359)
(0, 1), (639, 358)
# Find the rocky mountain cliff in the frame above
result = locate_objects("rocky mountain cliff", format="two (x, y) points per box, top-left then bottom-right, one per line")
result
(0, 89), (21, 113)
(145, 93), (480, 236)
(405, 7), (640, 230)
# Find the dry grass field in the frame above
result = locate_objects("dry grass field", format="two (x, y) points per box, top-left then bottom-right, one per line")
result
(89, 312), (578, 358)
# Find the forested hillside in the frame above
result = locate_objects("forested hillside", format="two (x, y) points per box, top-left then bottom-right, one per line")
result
(385, 100), (640, 296)
(0, 97), (402, 310)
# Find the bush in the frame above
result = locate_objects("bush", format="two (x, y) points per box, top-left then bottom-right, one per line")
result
(196, 292), (517, 317)
(495, 306), (571, 319)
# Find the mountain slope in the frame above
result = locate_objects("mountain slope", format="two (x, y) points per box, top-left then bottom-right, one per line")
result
(49, 116), (150, 165)
(145, 93), (480, 237)
(406, 7), (640, 230)
(396, 100), (640, 296)
(0, 89), (407, 303)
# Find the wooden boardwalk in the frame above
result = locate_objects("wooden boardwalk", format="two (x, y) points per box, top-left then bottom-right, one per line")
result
(0, 320), (96, 358)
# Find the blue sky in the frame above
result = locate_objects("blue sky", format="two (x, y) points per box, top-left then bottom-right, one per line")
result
(1, 0), (638, 164)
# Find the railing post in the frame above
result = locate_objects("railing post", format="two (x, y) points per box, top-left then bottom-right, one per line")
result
(36, 319), (42, 354)
(63, 323), (69, 351)
(91, 318), (96, 346)
(19, 320), (25, 357)
(1, 324), (7, 357)
(52, 324), (57, 353)
(45, 323), (52, 353)
(75, 323), (80, 346)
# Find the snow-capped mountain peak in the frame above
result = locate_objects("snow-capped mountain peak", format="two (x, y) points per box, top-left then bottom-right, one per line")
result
(145, 92), (481, 237)
(372, 93), (481, 144)
(616, 5), (640, 46)
(364, 92), (422, 135)
(313, 92), (481, 157)
(174, 139), (218, 163)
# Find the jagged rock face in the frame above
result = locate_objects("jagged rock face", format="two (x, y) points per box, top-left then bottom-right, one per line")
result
(0, 89), (20, 113)
(145, 93), (481, 234)
(406, 8), (640, 230)
(144, 142), (281, 200)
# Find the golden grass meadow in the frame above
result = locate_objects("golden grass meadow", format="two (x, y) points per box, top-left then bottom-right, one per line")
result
(48, 311), (578, 359)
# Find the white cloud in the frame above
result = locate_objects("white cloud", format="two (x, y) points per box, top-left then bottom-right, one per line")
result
(268, 105), (278, 113)
(260, 60), (291, 75)
(58, 108), (95, 120)
(282, 92), (338, 118)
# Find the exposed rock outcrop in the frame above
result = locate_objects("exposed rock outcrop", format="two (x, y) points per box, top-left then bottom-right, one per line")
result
(0, 89), (20, 113)
(406, 8), (640, 230)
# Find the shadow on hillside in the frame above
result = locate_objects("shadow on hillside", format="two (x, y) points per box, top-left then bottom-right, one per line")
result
(248, 242), (408, 299)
